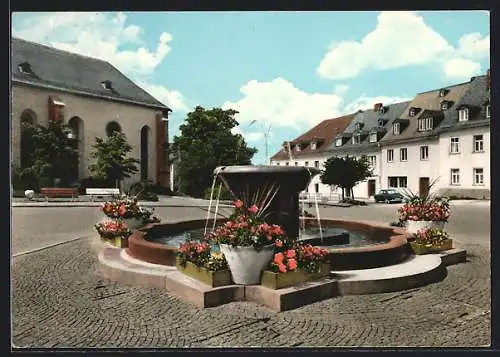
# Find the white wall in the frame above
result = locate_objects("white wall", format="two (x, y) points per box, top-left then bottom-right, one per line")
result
(381, 139), (441, 194)
(271, 149), (383, 199)
(438, 127), (490, 191)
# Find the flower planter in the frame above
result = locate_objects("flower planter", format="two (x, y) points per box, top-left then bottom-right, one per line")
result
(410, 238), (453, 255)
(406, 220), (445, 235)
(102, 236), (127, 248)
(219, 244), (275, 285)
(261, 263), (330, 290)
(124, 217), (144, 230)
(175, 258), (232, 287)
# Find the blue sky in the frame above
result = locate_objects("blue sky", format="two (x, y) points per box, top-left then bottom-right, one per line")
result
(12, 11), (490, 164)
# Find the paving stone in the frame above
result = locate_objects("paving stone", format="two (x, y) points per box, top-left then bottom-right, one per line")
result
(12, 235), (490, 348)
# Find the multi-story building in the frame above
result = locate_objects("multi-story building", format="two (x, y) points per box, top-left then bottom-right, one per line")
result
(270, 70), (490, 201)
(436, 74), (490, 199)
(11, 37), (172, 188)
(269, 113), (356, 197)
(378, 80), (471, 197)
(326, 101), (410, 198)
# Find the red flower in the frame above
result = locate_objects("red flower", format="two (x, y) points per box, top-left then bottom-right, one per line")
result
(234, 200), (243, 209)
(248, 205), (258, 214)
(287, 258), (298, 270)
(275, 239), (283, 248)
(286, 249), (296, 259)
(274, 252), (284, 264)
(118, 204), (127, 217)
(278, 263), (287, 273)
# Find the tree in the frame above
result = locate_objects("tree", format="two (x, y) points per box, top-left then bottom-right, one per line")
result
(88, 132), (139, 189)
(170, 106), (258, 197)
(320, 155), (373, 200)
(15, 120), (80, 188)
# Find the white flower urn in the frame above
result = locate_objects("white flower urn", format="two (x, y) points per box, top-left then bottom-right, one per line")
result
(406, 220), (446, 235)
(219, 244), (275, 285)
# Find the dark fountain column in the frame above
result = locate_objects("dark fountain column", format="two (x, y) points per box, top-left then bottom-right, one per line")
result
(215, 166), (319, 240)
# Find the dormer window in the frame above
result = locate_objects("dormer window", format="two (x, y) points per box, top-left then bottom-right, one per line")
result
(439, 89), (449, 97)
(101, 80), (113, 90)
(18, 62), (33, 74)
(393, 123), (400, 135)
(418, 117), (433, 131)
(486, 104), (491, 119)
(441, 101), (450, 111)
(369, 132), (377, 143)
(354, 122), (362, 131)
(310, 141), (317, 150)
(295, 144), (301, 152)
(458, 108), (469, 122)
(378, 119), (385, 127)
(335, 137), (342, 147)
(352, 134), (361, 144)
(409, 109), (415, 117)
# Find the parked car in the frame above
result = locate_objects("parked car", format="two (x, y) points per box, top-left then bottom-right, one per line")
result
(374, 189), (404, 203)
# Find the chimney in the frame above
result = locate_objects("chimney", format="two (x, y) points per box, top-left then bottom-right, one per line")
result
(487, 69), (490, 90)
(374, 103), (383, 112)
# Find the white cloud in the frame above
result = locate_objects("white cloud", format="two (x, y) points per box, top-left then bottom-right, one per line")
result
(223, 77), (408, 130)
(136, 81), (190, 113)
(456, 32), (490, 59)
(246, 132), (265, 142)
(443, 58), (481, 80)
(317, 11), (489, 80)
(334, 84), (350, 96)
(12, 12), (188, 112)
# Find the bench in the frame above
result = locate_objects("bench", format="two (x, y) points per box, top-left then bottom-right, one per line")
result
(40, 187), (79, 201)
(86, 188), (121, 201)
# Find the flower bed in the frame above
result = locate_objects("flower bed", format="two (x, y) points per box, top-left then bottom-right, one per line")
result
(261, 263), (330, 290)
(176, 241), (232, 287)
(175, 258), (232, 287)
(410, 228), (453, 255)
(95, 220), (131, 247)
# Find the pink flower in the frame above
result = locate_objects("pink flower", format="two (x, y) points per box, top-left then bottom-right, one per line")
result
(275, 239), (283, 248)
(248, 205), (258, 214)
(234, 200), (243, 209)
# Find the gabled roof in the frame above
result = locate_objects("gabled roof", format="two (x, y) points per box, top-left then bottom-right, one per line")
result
(11, 37), (171, 112)
(438, 75), (490, 133)
(327, 101), (411, 153)
(380, 82), (470, 144)
(270, 113), (356, 160)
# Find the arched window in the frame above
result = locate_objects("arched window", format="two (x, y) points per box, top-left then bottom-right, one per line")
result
(68, 116), (84, 180)
(20, 109), (37, 168)
(106, 121), (122, 137)
(140, 126), (151, 180)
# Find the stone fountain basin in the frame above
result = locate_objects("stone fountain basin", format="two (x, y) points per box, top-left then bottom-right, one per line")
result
(127, 218), (411, 270)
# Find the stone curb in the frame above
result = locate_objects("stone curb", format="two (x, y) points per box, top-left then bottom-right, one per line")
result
(98, 247), (468, 312)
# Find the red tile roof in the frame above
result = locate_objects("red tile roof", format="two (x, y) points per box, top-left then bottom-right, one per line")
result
(270, 112), (357, 160)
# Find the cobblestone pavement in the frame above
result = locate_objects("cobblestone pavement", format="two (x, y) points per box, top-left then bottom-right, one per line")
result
(12, 235), (490, 348)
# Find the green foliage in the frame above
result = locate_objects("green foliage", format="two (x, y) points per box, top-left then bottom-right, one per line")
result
(203, 182), (233, 201)
(88, 132), (139, 188)
(170, 106), (258, 198)
(127, 180), (159, 202)
(320, 155), (373, 200)
(15, 120), (80, 188)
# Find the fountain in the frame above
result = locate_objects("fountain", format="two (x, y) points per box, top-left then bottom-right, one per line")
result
(127, 165), (410, 269)
(99, 164), (466, 312)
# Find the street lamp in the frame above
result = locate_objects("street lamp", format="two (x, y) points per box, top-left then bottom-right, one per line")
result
(246, 119), (272, 165)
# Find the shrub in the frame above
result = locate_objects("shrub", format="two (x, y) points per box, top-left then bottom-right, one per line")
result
(127, 180), (159, 202)
(203, 184), (233, 201)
